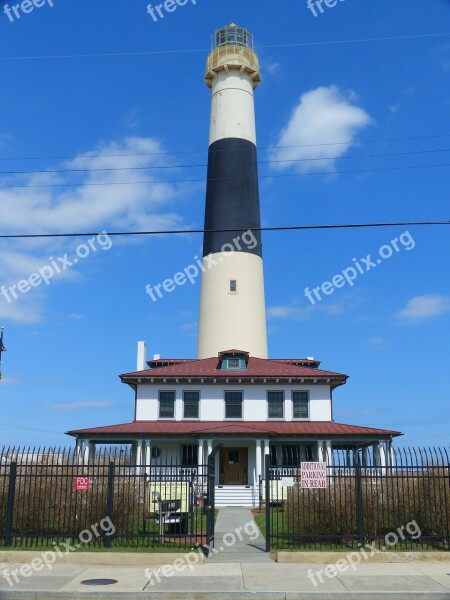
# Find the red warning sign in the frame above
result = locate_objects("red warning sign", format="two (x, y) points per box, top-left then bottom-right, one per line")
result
(75, 476), (90, 491)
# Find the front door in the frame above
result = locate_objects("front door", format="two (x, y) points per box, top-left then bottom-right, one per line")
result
(222, 448), (247, 484)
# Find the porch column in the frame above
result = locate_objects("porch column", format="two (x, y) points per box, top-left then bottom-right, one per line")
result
(255, 439), (262, 485)
(198, 439), (205, 478)
(388, 440), (395, 468)
(362, 446), (369, 467)
(83, 439), (91, 464)
(317, 440), (324, 462)
(206, 439), (213, 457)
(378, 441), (387, 471)
(75, 439), (82, 464)
(135, 439), (143, 473)
(145, 440), (152, 475)
(89, 441), (96, 464)
(325, 441), (333, 466)
(346, 449), (352, 468)
(373, 442), (380, 467)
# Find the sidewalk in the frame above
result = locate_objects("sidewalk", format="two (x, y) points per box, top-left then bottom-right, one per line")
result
(1, 558), (449, 598)
(207, 507), (271, 562)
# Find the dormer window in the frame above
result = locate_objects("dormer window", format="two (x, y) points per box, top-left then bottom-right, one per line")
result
(221, 355), (246, 370)
(227, 358), (240, 369)
(218, 350), (249, 371)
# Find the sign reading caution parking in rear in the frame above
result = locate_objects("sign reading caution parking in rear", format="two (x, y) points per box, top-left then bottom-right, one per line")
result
(300, 462), (327, 489)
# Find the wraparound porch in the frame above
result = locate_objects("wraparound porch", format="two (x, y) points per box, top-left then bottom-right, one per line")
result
(73, 436), (395, 489)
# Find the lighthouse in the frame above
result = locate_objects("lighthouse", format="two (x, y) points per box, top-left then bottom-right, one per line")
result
(197, 24), (268, 359)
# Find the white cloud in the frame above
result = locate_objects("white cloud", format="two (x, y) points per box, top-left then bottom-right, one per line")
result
(123, 108), (140, 129)
(0, 375), (20, 385)
(0, 137), (184, 234)
(180, 322), (197, 331)
(365, 336), (384, 347)
(270, 85), (372, 173)
(338, 407), (378, 417)
(267, 301), (346, 322)
(439, 43), (450, 71)
(0, 133), (13, 150)
(42, 400), (116, 412)
(264, 61), (280, 76)
(397, 294), (450, 324)
(68, 312), (85, 320)
(0, 137), (189, 324)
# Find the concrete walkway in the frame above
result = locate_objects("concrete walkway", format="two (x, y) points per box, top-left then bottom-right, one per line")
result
(207, 507), (271, 562)
(1, 559), (450, 598)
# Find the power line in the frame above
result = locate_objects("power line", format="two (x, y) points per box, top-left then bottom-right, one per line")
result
(2, 147), (450, 176)
(0, 32), (449, 62)
(1, 134), (450, 163)
(2, 162), (450, 189)
(0, 221), (448, 240)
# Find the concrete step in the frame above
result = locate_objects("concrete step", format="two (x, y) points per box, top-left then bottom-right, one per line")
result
(215, 485), (256, 507)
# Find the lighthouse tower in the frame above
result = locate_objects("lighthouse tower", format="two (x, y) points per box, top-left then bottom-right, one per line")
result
(197, 24), (268, 360)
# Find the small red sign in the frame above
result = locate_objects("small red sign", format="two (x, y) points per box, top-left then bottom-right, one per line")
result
(75, 476), (90, 491)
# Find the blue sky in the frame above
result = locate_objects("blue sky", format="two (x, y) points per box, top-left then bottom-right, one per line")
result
(0, 0), (449, 448)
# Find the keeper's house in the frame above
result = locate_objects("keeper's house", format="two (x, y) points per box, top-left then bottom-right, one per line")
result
(68, 347), (400, 506)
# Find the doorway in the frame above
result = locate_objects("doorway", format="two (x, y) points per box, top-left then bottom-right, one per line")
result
(221, 447), (248, 484)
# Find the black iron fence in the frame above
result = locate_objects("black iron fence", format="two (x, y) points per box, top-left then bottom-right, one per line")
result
(1, 446), (449, 552)
(265, 447), (450, 551)
(0, 447), (208, 549)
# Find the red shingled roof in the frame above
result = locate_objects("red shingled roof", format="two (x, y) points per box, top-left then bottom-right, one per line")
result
(121, 356), (347, 381)
(67, 421), (401, 437)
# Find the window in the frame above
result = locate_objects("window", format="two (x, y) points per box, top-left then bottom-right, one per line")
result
(305, 445), (313, 461)
(181, 445), (198, 467)
(227, 358), (240, 369)
(229, 280), (237, 292)
(268, 391), (284, 419)
(225, 391), (243, 419)
(293, 391), (309, 419)
(183, 391), (200, 419)
(283, 445), (300, 466)
(220, 354), (247, 371)
(159, 391), (175, 418)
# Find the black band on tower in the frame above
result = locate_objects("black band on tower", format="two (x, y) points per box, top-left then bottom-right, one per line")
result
(203, 138), (262, 258)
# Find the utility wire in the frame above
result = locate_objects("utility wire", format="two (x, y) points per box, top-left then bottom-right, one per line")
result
(2, 162), (450, 189)
(0, 32), (449, 61)
(1, 134), (450, 162)
(2, 147), (450, 176)
(0, 221), (448, 240)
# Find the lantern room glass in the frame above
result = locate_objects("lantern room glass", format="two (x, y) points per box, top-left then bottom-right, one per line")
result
(213, 25), (253, 50)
